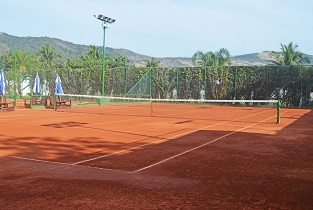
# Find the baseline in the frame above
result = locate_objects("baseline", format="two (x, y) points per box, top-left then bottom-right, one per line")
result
(3, 155), (133, 174)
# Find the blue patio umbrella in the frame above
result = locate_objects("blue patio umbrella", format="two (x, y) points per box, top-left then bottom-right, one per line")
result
(0, 68), (7, 95)
(33, 73), (41, 94)
(55, 74), (64, 94)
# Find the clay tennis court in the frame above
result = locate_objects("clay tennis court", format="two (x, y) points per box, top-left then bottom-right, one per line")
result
(1, 103), (313, 209)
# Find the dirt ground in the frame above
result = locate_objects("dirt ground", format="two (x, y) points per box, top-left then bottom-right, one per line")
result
(0, 104), (313, 209)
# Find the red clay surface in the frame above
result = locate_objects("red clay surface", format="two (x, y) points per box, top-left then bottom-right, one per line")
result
(1, 102), (313, 209)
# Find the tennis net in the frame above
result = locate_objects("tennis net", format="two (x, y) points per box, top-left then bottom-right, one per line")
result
(54, 93), (281, 123)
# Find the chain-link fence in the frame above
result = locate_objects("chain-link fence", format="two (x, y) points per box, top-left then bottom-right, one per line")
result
(1, 65), (313, 108)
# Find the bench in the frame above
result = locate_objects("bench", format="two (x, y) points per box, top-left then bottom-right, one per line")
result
(0, 96), (14, 111)
(24, 96), (47, 108)
(46, 96), (71, 109)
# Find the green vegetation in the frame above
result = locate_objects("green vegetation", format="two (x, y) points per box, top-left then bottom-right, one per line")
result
(192, 48), (231, 99)
(272, 42), (310, 65)
(0, 38), (312, 108)
(0, 33), (194, 67)
(0, 43), (135, 96)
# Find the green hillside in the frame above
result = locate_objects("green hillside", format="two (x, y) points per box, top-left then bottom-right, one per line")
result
(1, 32), (312, 66)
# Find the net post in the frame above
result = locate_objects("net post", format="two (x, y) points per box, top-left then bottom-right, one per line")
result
(276, 99), (282, 124)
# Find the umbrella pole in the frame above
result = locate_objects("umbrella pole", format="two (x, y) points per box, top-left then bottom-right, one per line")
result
(30, 72), (33, 109)
(53, 78), (56, 111)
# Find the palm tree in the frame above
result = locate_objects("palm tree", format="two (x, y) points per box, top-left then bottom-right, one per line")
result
(192, 48), (231, 68)
(39, 43), (59, 66)
(192, 48), (231, 99)
(108, 56), (130, 68)
(273, 42), (309, 65)
(146, 57), (160, 68)
(88, 45), (100, 59)
(5, 51), (37, 96)
(10, 51), (32, 72)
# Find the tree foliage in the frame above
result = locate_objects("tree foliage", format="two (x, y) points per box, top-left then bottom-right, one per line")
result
(38, 43), (61, 66)
(273, 42), (309, 65)
(0, 42), (312, 107)
(192, 48), (231, 99)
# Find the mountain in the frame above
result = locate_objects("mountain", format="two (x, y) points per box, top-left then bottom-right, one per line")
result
(232, 51), (277, 66)
(232, 51), (313, 66)
(0, 32), (312, 67)
(0, 32), (193, 67)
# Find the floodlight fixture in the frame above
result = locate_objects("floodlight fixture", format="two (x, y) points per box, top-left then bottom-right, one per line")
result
(94, 14), (116, 26)
(93, 14), (116, 96)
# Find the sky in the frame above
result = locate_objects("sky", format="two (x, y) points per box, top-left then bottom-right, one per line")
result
(0, 0), (312, 57)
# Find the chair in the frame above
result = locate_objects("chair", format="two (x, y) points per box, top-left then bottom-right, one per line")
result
(24, 98), (31, 108)
(0, 96), (13, 110)
(46, 96), (71, 109)
(46, 96), (55, 109)
(32, 96), (40, 105)
(42, 96), (48, 107)
(24, 96), (43, 108)
(0, 96), (8, 109)
(58, 96), (71, 107)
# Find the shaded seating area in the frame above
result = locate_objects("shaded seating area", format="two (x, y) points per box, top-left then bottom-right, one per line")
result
(58, 96), (72, 107)
(24, 96), (49, 108)
(46, 95), (71, 109)
(43, 74), (71, 109)
(19, 74), (71, 110)
(0, 96), (14, 111)
(23, 72), (49, 109)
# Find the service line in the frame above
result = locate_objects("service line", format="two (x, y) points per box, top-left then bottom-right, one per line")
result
(132, 112), (280, 173)
(73, 109), (274, 165)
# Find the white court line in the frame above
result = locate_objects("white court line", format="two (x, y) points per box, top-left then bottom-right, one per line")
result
(4, 155), (133, 174)
(73, 109), (273, 165)
(0, 109), (150, 127)
(83, 105), (202, 127)
(1, 109), (277, 173)
(16, 113), (151, 127)
(132, 112), (281, 173)
(14, 109), (159, 126)
(74, 106), (226, 138)
(0, 111), (84, 122)
(1, 104), (198, 127)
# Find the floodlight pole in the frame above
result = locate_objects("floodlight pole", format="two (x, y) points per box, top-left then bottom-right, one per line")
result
(94, 14), (116, 96)
(101, 25), (106, 96)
